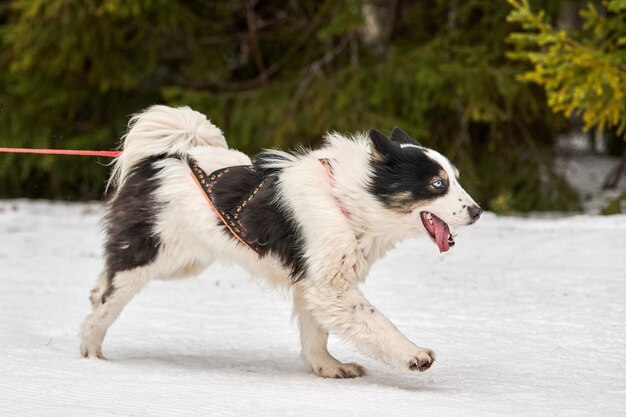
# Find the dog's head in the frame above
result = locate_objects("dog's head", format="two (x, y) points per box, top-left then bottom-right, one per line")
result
(368, 128), (482, 253)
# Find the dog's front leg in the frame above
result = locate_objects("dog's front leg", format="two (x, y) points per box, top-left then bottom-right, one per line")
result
(293, 285), (368, 378)
(299, 279), (435, 373)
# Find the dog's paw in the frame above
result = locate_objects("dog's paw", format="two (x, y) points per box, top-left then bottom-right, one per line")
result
(80, 342), (107, 360)
(407, 348), (435, 372)
(312, 362), (368, 379)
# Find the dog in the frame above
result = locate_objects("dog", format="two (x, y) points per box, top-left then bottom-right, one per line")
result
(80, 105), (482, 378)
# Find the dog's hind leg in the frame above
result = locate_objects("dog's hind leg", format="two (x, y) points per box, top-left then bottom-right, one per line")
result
(293, 285), (367, 378)
(80, 265), (152, 359)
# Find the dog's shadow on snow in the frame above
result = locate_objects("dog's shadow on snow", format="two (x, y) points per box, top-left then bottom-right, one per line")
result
(111, 348), (448, 392)
(115, 348), (308, 377)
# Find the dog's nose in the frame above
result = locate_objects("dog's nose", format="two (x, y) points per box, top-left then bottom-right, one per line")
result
(468, 205), (482, 222)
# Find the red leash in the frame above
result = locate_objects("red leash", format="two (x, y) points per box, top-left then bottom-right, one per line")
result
(0, 147), (121, 157)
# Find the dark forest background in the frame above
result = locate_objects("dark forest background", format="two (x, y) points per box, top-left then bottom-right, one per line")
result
(0, 0), (624, 212)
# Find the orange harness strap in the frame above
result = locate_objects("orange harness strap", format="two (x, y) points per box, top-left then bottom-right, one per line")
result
(189, 158), (350, 256)
(189, 160), (261, 256)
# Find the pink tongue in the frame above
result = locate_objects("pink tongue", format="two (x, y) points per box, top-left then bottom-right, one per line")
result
(433, 217), (450, 253)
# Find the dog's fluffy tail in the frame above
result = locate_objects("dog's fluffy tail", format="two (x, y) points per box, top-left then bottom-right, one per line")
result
(108, 105), (227, 191)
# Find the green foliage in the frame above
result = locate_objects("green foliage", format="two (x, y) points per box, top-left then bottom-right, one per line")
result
(0, 0), (191, 198)
(0, 0), (580, 212)
(507, 0), (626, 136)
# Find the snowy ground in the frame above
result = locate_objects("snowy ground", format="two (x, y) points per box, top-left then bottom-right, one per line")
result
(0, 200), (625, 417)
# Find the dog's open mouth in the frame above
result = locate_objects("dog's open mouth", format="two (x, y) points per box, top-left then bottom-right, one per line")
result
(420, 211), (455, 253)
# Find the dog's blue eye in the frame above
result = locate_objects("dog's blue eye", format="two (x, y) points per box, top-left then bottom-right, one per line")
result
(432, 180), (444, 189)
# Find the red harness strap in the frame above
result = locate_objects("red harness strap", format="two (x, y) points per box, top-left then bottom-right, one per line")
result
(319, 158), (351, 220)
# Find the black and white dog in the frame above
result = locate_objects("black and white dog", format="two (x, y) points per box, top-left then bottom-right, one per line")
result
(80, 105), (482, 378)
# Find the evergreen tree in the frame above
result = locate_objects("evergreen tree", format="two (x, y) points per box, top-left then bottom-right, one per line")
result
(508, 0), (626, 136)
(0, 0), (580, 212)
(508, 0), (626, 190)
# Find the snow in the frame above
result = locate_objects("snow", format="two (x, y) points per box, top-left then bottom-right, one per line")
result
(1, 200), (625, 416)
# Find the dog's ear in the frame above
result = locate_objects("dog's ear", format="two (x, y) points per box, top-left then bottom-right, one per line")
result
(390, 127), (420, 146)
(369, 129), (397, 159)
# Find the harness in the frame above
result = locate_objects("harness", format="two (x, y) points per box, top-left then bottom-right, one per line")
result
(188, 158), (349, 257)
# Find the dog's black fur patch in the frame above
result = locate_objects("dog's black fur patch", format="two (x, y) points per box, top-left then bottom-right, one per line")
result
(253, 151), (294, 177)
(369, 129), (447, 208)
(390, 127), (421, 146)
(208, 152), (307, 282)
(102, 155), (166, 301)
